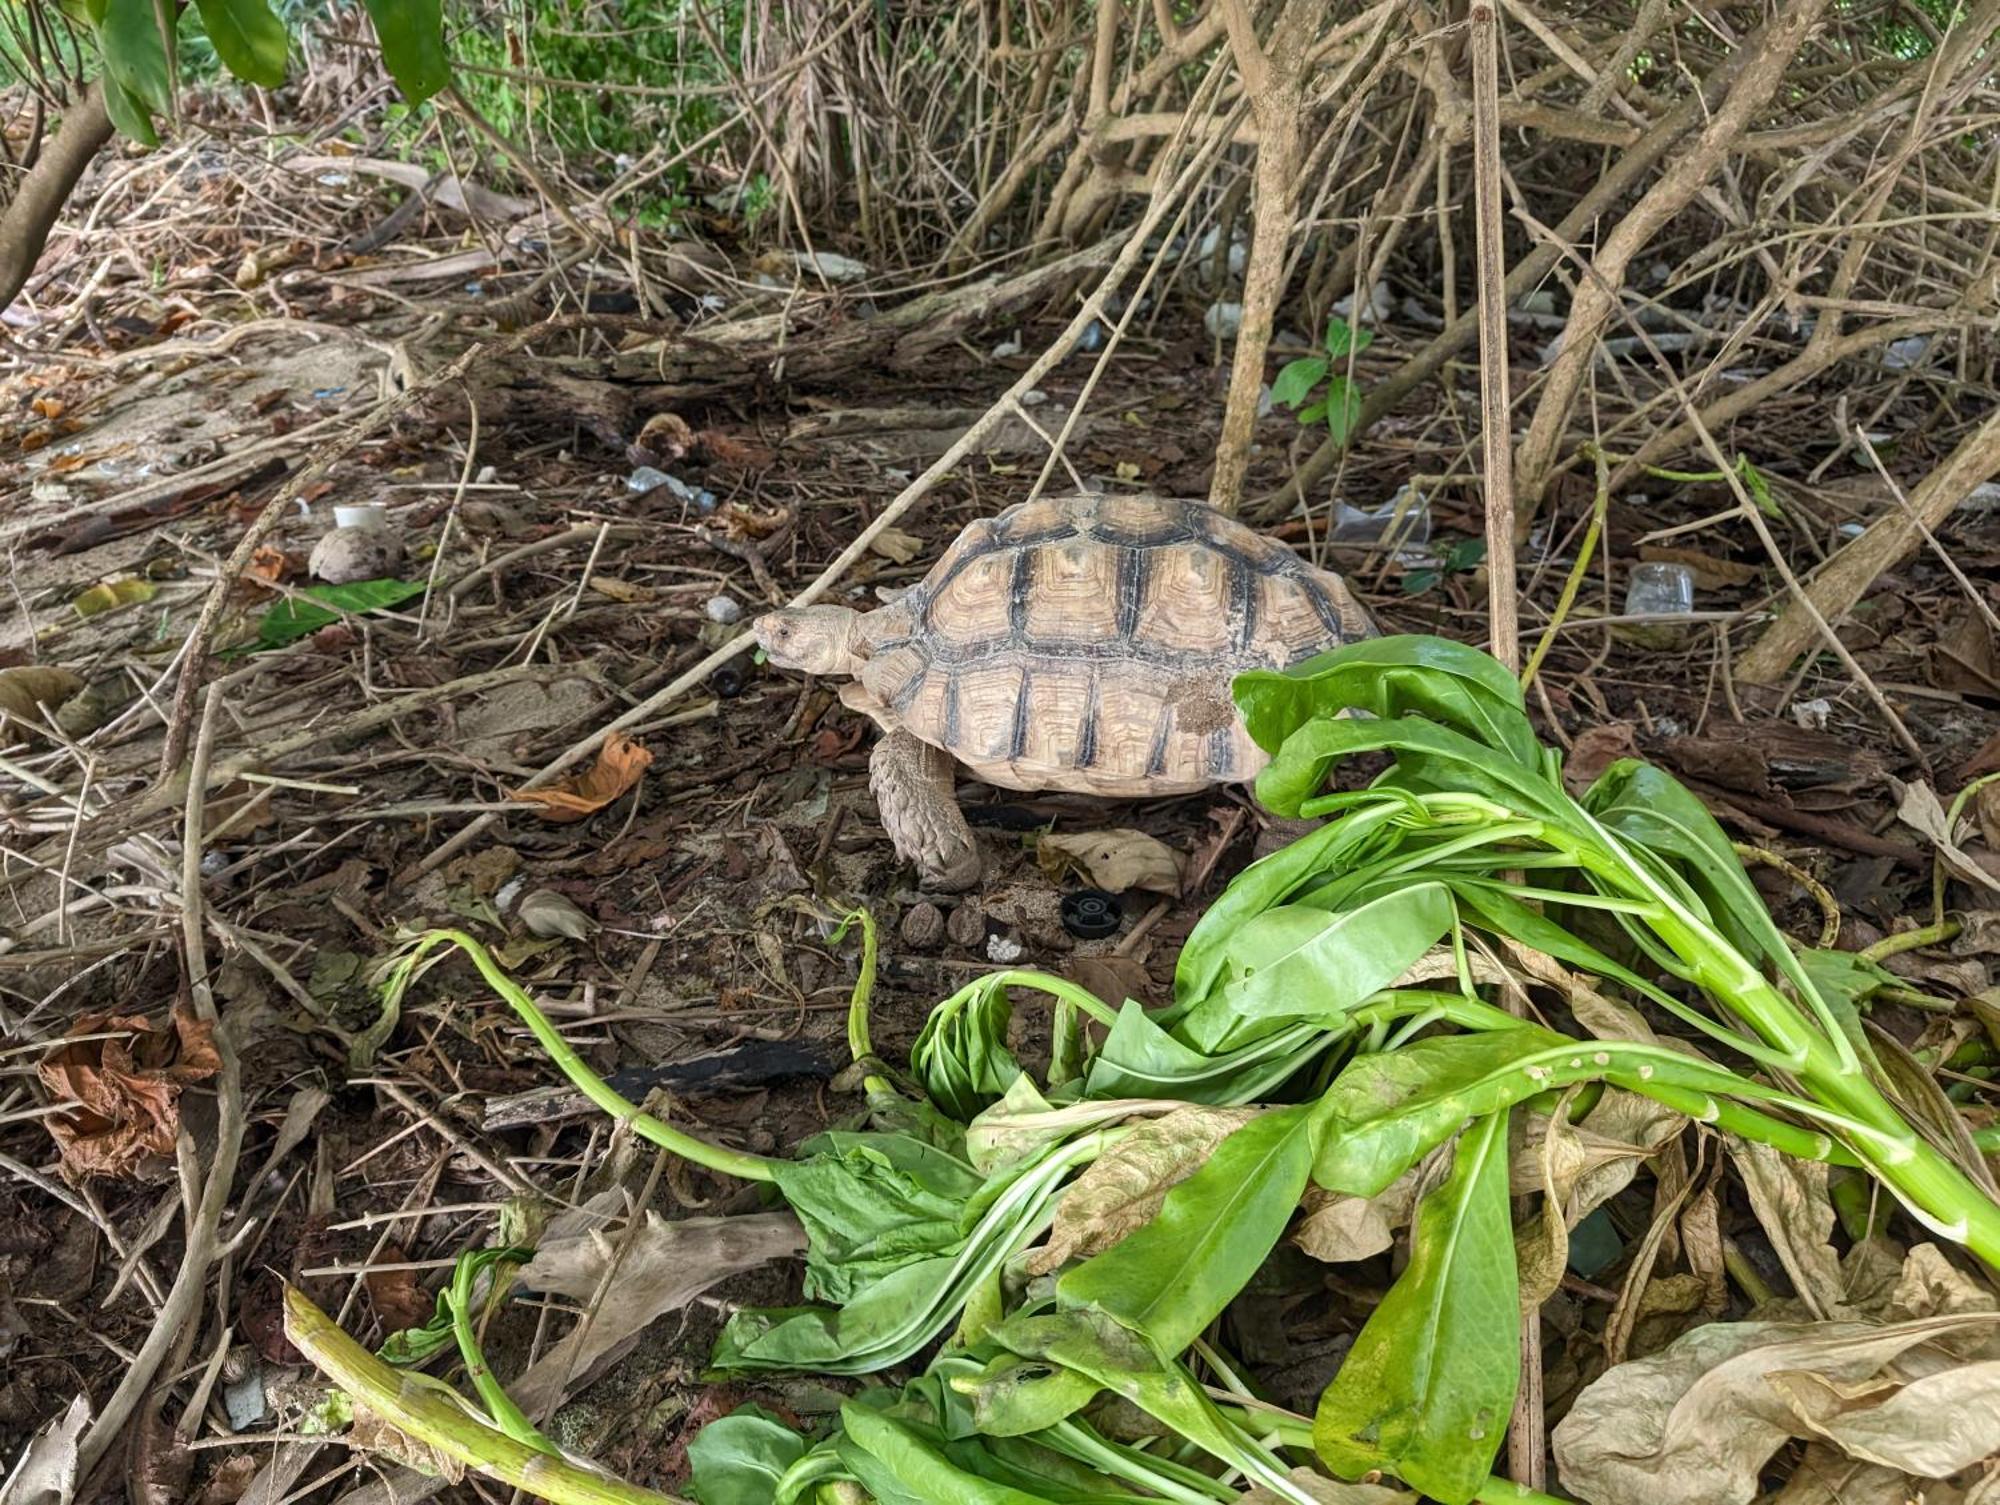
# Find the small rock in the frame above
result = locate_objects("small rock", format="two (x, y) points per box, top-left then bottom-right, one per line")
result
(223, 1368), (267, 1430)
(1791, 697), (1832, 732)
(899, 901), (945, 949)
(946, 900), (986, 949)
(1204, 301), (1243, 341)
(986, 932), (1024, 964)
(308, 525), (403, 585)
(705, 595), (743, 624)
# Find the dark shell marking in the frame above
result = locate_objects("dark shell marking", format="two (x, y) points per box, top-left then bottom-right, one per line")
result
(857, 494), (1372, 792)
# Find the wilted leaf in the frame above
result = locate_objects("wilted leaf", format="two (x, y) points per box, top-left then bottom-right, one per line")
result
(1026, 1105), (1258, 1274)
(1514, 1089), (1684, 1221)
(130, 1409), (192, 1505)
(1895, 780), (2000, 898)
(346, 1404), (465, 1483)
(37, 1007), (222, 1178)
(1037, 828), (1184, 896)
(868, 527), (926, 565)
(508, 733), (653, 823)
(511, 1209), (804, 1413)
(0, 667), (83, 736)
(1292, 1173), (1419, 1264)
(1765, 1445), (1913, 1505)
(517, 889), (596, 940)
(1551, 1313), (2000, 1505)
(587, 575), (657, 603)
(1070, 956), (1152, 1010)
(1731, 1137), (1845, 1319)
(0, 1392), (89, 1505)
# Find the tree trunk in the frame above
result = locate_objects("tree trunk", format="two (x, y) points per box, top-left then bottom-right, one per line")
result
(0, 80), (113, 316)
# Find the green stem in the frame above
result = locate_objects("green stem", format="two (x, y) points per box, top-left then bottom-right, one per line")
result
(1521, 442), (1610, 693)
(448, 1252), (551, 1454)
(392, 931), (781, 1184)
(1860, 918), (1961, 962)
(283, 1286), (679, 1505)
(834, 906), (878, 1065)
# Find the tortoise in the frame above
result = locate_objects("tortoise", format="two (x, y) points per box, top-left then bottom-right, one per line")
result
(754, 493), (1375, 889)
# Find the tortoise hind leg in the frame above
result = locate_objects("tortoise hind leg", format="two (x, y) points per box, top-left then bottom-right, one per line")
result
(870, 729), (981, 891)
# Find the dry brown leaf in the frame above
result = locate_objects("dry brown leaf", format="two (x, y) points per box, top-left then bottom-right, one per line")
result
(1563, 722), (1641, 797)
(0, 667), (83, 738)
(1765, 1444), (1914, 1505)
(364, 1248), (432, 1333)
(868, 526), (926, 564)
(586, 575), (657, 604)
(193, 1453), (260, 1505)
(1, 1391), (89, 1505)
(1293, 1173), (1419, 1265)
(1071, 956), (1153, 1010)
(1552, 1313), (2000, 1505)
(37, 1007), (222, 1178)
(1732, 1137), (1846, 1319)
(507, 733), (653, 824)
(346, 1405), (465, 1483)
(1895, 780), (2000, 898)
(1026, 1105), (1258, 1274)
(511, 1206), (804, 1414)
(1038, 829), (1184, 896)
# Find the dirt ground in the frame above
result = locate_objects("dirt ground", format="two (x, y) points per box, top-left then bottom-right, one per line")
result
(6, 140), (2000, 1505)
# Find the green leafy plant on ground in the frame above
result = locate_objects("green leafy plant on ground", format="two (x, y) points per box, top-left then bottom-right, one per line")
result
(306, 635), (2000, 1505)
(1272, 315), (1373, 448)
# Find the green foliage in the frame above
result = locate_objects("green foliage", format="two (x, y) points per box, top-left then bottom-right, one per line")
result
(247, 578), (428, 652)
(193, 0), (288, 87)
(688, 1406), (811, 1505)
(361, 0), (446, 101)
(1273, 315), (1374, 446)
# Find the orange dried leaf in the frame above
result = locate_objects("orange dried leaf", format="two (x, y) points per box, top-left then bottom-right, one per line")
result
(37, 1007), (222, 1178)
(508, 733), (653, 823)
(246, 547), (292, 587)
(31, 397), (65, 419)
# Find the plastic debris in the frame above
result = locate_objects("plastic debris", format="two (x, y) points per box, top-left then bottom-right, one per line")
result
(1624, 561), (1696, 616)
(985, 932), (1025, 964)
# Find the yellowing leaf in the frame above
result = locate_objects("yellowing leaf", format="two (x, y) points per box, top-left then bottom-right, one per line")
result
(1115, 461), (1141, 482)
(1026, 1105), (1257, 1274)
(73, 577), (156, 618)
(507, 733), (653, 824)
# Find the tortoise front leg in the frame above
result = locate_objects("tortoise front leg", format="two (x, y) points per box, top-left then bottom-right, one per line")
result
(870, 729), (981, 891)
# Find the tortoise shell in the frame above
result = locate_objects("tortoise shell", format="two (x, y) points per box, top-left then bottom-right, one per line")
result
(854, 494), (1374, 797)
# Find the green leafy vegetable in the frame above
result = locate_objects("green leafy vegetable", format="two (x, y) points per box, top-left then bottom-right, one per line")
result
(689, 1406), (810, 1505)
(253, 578), (427, 650)
(1315, 1111), (1517, 1505)
(194, 0), (289, 87)
(362, 0), (451, 102)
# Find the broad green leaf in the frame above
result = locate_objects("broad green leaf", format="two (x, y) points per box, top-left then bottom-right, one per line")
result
(1324, 375), (1364, 447)
(713, 1251), (964, 1374)
(1314, 1110), (1517, 1505)
(101, 67), (158, 146)
(362, 0), (450, 102)
(1059, 1099), (1327, 1353)
(991, 1308), (1309, 1500)
(1082, 1001), (1323, 1104)
(1254, 714), (1566, 827)
(1173, 884), (1454, 1053)
(194, 0), (288, 87)
(689, 1406), (809, 1505)
(773, 1133), (979, 1303)
(252, 578), (427, 650)
(1298, 399), (1329, 426)
(1025, 1105), (1257, 1273)
(838, 1405), (1054, 1505)
(1311, 1027), (1758, 1198)
(1324, 319), (1374, 359)
(1272, 357), (1328, 409)
(1232, 635), (1540, 768)
(100, 0), (173, 115)
(1174, 802), (1414, 1009)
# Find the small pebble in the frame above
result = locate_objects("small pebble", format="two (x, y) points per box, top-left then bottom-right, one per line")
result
(986, 933), (1025, 964)
(945, 900), (986, 949)
(705, 595), (743, 624)
(899, 901), (945, 949)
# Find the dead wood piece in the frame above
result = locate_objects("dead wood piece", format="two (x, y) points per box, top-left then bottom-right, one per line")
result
(1736, 406), (2000, 684)
(609, 238), (1117, 387)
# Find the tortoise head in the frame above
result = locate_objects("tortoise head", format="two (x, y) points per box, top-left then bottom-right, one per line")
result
(754, 605), (866, 676)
